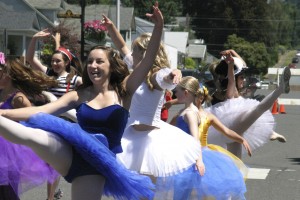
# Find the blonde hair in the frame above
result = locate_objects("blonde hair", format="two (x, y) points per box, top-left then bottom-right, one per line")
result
(132, 33), (170, 90)
(178, 76), (212, 104)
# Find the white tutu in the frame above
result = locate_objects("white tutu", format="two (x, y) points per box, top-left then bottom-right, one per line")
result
(205, 97), (275, 153)
(118, 121), (201, 177)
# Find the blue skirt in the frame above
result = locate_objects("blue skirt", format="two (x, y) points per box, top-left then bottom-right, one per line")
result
(155, 147), (247, 200)
(22, 113), (155, 200)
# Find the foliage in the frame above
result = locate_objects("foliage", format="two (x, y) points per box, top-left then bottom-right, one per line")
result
(184, 0), (299, 58)
(184, 57), (196, 69)
(122, 0), (182, 25)
(224, 34), (272, 75)
(40, 23), (80, 65)
(84, 20), (107, 44)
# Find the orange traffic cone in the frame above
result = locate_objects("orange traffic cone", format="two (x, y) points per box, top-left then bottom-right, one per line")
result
(279, 104), (286, 114)
(271, 100), (279, 115)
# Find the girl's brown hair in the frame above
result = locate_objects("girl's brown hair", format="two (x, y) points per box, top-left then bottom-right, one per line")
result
(3, 58), (58, 104)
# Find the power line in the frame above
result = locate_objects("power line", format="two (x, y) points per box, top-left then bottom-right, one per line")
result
(189, 17), (300, 22)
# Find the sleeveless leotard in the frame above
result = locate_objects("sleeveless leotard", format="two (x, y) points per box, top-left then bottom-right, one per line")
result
(0, 92), (16, 109)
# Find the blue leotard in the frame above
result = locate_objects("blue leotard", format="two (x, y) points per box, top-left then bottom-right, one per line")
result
(76, 103), (128, 154)
(65, 104), (128, 182)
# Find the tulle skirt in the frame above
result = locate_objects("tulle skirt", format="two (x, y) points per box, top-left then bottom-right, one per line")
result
(0, 136), (59, 196)
(205, 97), (274, 153)
(22, 113), (155, 200)
(155, 146), (247, 200)
(117, 120), (201, 177)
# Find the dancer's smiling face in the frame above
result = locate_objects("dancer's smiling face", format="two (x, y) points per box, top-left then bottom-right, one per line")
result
(87, 48), (111, 84)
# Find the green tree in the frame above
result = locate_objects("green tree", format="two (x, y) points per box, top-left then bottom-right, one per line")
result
(184, 57), (196, 69)
(122, 0), (182, 25)
(224, 34), (272, 75)
(40, 23), (80, 65)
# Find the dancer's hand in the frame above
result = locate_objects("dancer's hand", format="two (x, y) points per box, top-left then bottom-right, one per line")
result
(146, 1), (163, 27)
(196, 159), (205, 176)
(52, 32), (61, 43)
(169, 69), (182, 84)
(242, 139), (252, 157)
(224, 54), (234, 65)
(33, 29), (51, 39)
(163, 101), (172, 110)
(220, 49), (235, 56)
(101, 14), (113, 29)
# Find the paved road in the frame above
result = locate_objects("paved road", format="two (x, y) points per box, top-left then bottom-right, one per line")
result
(20, 89), (300, 200)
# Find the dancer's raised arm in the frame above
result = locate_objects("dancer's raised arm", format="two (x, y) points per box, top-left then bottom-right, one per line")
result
(102, 15), (131, 57)
(123, 2), (164, 98)
(26, 29), (51, 73)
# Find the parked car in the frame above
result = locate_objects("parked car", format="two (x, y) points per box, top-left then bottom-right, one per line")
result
(180, 69), (213, 82)
(245, 77), (261, 89)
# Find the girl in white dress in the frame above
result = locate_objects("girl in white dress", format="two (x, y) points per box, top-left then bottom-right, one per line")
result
(102, 9), (201, 180)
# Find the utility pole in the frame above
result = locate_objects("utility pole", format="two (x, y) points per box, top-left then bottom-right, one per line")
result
(81, 0), (86, 62)
(116, 0), (120, 30)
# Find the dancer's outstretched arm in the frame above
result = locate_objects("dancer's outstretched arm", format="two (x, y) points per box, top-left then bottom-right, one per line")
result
(209, 113), (252, 157)
(0, 91), (78, 121)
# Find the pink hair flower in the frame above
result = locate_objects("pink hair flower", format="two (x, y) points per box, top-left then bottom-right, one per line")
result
(0, 52), (5, 65)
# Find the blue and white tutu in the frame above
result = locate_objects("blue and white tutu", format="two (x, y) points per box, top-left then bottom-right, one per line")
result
(22, 113), (155, 200)
(155, 147), (247, 200)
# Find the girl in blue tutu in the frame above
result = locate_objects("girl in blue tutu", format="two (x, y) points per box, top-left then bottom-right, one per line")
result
(0, 3), (164, 200)
(156, 76), (251, 200)
(0, 56), (59, 199)
(206, 49), (290, 158)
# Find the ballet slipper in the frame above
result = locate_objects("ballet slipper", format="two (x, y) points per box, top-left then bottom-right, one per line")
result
(270, 133), (287, 143)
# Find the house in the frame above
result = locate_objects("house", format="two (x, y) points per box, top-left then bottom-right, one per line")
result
(0, 0), (135, 62)
(0, 0), (59, 60)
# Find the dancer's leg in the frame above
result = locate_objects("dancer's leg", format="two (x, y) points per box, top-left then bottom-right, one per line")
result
(227, 67), (290, 157)
(0, 116), (72, 175)
(47, 177), (61, 200)
(71, 175), (105, 200)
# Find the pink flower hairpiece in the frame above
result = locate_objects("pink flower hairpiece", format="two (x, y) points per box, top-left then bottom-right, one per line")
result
(0, 52), (5, 65)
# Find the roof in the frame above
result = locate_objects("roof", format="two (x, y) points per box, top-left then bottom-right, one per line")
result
(108, 6), (135, 30)
(187, 44), (207, 59)
(133, 17), (169, 41)
(164, 32), (188, 53)
(0, 11), (37, 30)
(24, 0), (63, 10)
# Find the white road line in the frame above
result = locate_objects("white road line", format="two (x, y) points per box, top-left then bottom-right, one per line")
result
(247, 168), (270, 180)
